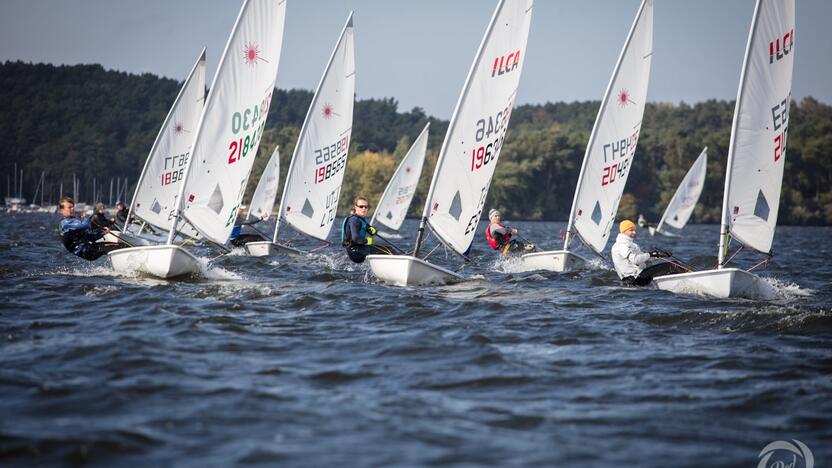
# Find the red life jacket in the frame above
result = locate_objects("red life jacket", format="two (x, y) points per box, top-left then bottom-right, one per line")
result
(485, 223), (510, 250)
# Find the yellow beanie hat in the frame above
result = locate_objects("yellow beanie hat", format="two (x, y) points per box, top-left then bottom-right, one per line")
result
(619, 220), (636, 233)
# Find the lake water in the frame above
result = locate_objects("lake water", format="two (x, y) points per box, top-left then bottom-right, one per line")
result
(1, 213), (829, 466)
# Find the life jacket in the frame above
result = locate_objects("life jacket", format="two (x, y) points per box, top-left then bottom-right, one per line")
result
(484, 223), (510, 250)
(341, 215), (371, 247)
(58, 220), (90, 254)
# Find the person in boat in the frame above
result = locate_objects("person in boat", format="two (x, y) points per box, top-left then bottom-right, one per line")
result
(611, 220), (683, 286)
(58, 196), (126, 261)
(229, 207), (268, 247)
(485, 209), (534, 255)
(114, 201), (130, 229)
(342, 196), (390, 263)
(90, 202), (116, 230)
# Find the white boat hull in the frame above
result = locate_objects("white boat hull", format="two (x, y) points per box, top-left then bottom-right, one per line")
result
(653, 268), (773, 299)
(243, 241), (303, 257)
(367, 254), (463, 286)
(108, 245), (200, 279)
(517, 250), (587, 273)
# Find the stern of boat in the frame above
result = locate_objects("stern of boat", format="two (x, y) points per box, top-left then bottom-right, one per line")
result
(366, 254), (463, 286)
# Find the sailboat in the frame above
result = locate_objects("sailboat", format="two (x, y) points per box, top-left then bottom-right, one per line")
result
(109, 0), (286, 278)
(653, 0), (795, 298)
(106, 48), (207, 247)
(236, 145), (281, 251)
(648, 147), (707, 237)
(367, 0), (534, 286)
(245, 13), (355, 258)
(247, 145), (280, 221)
(518, 0), (653, 273)
(369, 123), (430, 234)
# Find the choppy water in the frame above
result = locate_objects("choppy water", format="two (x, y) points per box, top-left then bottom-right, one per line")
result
(1, 213), (830, 467)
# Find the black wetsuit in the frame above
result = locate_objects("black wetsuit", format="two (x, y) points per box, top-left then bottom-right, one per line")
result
(59, 216), (125, 261)
(622, 262), (686, 287)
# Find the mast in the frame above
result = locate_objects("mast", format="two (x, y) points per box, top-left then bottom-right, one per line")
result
(414, 1), (505, 258)
(718, 0), (762, 268)
(563, 0), (649, 254)
(274, 12), (354, 244)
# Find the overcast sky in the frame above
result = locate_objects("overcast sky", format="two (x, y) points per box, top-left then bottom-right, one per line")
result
(1, 0), (828, 118)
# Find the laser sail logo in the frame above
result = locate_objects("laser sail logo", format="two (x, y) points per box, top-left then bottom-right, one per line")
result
(758, 440), (813, 468)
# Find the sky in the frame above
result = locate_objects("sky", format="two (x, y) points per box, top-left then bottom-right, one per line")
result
(0, 0), (829, 119)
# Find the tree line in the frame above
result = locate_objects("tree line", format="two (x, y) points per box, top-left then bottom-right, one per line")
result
(1, 61), (830, 224)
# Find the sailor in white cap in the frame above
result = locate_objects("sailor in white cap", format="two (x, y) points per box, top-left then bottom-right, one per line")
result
(484, 209), (534, 255)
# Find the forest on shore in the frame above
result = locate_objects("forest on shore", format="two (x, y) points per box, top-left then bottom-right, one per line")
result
(2, 61), (830, 224)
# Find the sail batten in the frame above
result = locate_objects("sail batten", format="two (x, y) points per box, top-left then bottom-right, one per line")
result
(565, 0), (653, 255)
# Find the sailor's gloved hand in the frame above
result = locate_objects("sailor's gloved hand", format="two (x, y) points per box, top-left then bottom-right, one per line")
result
(649, 249), (672, 258)
(367, 226), (377, 235)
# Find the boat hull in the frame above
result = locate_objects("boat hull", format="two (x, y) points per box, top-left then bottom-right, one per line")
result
(366, 254), (463, 286)
(243, 241), (303, 257)
(108, 245), (200, 279)
(517, 250), (587, 273)
(653, 268), (773, 299)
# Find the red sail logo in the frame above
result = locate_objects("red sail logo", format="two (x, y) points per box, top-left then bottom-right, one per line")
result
(769, 29), (794, 64)
(491, 50), (521, 77)
(243, 42), (269, 66)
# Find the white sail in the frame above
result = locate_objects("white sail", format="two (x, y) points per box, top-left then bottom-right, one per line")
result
(129, 49), (206, 239)
(566, 0), (653, 255)
(657, 147), (707, 232)
(422, 0), (533, 255)
(277, 14), (355, 242)
(722, 0), (795, 256)
(371, 123), (430, 231)
(176, 0), (286, 244)
(246, 145), (280, 222)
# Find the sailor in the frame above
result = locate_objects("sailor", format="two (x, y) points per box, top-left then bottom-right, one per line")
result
(611, 219), (682, 286)
(114, 201), (130, 229)
(229, 207), (268, 247)
(341, 196), (390, 263)
(637, 214), (648, 228)
(58, 196), (126, 261)
(484, 209), (534, 255)
(90, 202), (116, 230)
